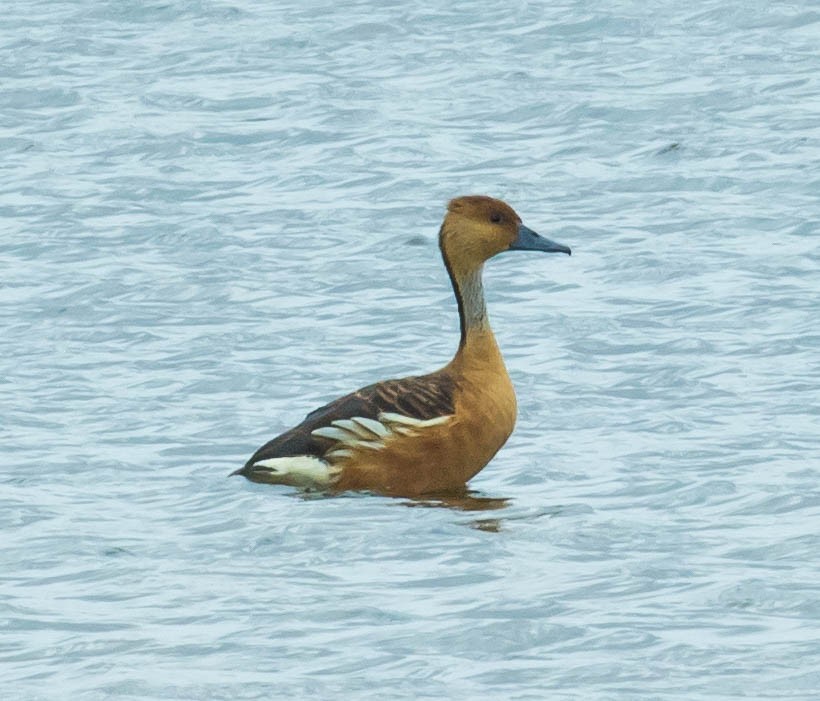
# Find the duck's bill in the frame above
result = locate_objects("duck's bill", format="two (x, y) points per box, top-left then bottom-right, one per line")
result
(509, 224), (571, 255)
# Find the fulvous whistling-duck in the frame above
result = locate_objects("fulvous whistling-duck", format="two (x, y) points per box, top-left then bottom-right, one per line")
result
(233, 195), (571, 496)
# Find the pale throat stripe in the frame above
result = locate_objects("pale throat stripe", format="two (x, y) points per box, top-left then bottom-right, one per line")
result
(460, 265), (489, 331)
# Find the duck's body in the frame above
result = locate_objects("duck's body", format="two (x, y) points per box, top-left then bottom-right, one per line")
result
(235, 196), (570, 496)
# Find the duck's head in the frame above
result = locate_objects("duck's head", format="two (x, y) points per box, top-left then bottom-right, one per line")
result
(439, 195), (570, 274)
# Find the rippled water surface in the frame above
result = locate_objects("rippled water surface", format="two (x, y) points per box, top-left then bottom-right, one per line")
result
(3, 1), (820, 699)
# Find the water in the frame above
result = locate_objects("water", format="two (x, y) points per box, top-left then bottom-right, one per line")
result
(2, 1), (819, 698)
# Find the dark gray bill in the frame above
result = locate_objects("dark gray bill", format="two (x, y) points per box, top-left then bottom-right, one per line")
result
(509, 224), (571, 255)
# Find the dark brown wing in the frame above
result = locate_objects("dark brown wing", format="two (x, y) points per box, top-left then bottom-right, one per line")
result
(240, 370), (455, 470)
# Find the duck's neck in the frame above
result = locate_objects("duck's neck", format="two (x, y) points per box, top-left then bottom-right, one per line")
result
(443, 257), (509, 384)
(454, 264), (489, 342)
(442, 248), (493, 350)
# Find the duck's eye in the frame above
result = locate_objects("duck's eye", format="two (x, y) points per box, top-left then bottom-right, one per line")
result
(490, 212), (502, 224)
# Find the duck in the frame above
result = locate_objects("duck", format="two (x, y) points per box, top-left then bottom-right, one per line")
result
(233, 195), (571, 497)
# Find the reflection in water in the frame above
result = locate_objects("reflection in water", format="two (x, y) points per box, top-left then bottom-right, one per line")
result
(288, 485), (512, 530)
(291, 485), (511, 512)
(400, 489), (511, 532)
(286, 485), (574, 533)
(292, 486), (512, 529)
(401, 489), (511, 513)
(290, 485), (579, 531)
(467, 518), (504, 533)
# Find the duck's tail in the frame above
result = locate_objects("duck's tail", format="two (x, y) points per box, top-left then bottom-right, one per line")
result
(231, 455), (334, 489)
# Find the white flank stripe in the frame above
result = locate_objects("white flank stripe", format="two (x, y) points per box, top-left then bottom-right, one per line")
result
(310, 412), (452, 458)
(379, 412), (452, 428)
(326, 448), (355, 460)
(351, 416), (390, 438)
(331, 419), (375, 440)
(311, 425), (354, 442)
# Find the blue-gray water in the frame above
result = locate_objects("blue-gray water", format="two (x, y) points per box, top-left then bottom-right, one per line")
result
(2, 1), (819, 699)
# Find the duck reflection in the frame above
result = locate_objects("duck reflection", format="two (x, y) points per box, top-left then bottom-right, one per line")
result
(400, 488), (510, 532)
